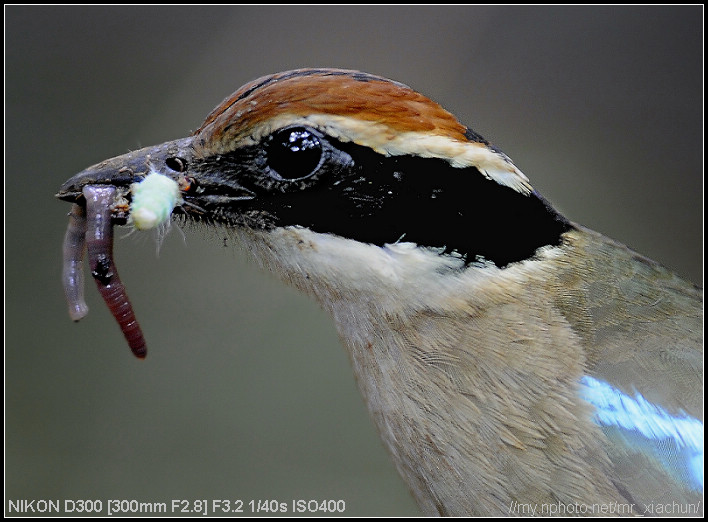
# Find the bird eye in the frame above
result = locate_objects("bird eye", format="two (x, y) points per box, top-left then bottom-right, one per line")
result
(266, 127), (323, 180)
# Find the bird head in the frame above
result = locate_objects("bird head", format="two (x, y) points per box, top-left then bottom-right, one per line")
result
(57, 68), (571, 275)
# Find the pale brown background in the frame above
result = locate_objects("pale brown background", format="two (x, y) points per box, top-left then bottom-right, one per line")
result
(6, 6), (702, 517)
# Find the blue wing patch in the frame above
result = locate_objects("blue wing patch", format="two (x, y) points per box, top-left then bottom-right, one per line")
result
(580, 375), (703, 492)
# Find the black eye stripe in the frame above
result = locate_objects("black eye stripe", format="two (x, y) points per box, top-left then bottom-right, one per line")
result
(191, 133), (572, 268)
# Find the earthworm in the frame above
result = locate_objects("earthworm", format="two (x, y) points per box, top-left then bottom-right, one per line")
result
(62, 203), (89, 321)
(82, 185), (147, 358)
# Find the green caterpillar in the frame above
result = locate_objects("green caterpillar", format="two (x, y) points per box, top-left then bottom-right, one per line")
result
(130, 170), (182, 230)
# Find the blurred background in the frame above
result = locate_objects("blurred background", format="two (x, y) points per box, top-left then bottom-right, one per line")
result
(5, 6), (702, 517)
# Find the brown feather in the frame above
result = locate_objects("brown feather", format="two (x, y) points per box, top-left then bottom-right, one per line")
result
(196, 69), (469, 152)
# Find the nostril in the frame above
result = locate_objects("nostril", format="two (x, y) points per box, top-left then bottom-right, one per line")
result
(165, 156), (187, 172)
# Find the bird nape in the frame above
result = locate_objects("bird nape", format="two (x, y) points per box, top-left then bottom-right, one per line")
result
(57, 68), (703, 517)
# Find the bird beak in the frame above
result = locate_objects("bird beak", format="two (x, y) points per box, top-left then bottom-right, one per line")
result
(57, 134), (257, 225)
(55, 137), (195, 204)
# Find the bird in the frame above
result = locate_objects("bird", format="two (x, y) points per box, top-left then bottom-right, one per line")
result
(57, 68), (703, 516)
